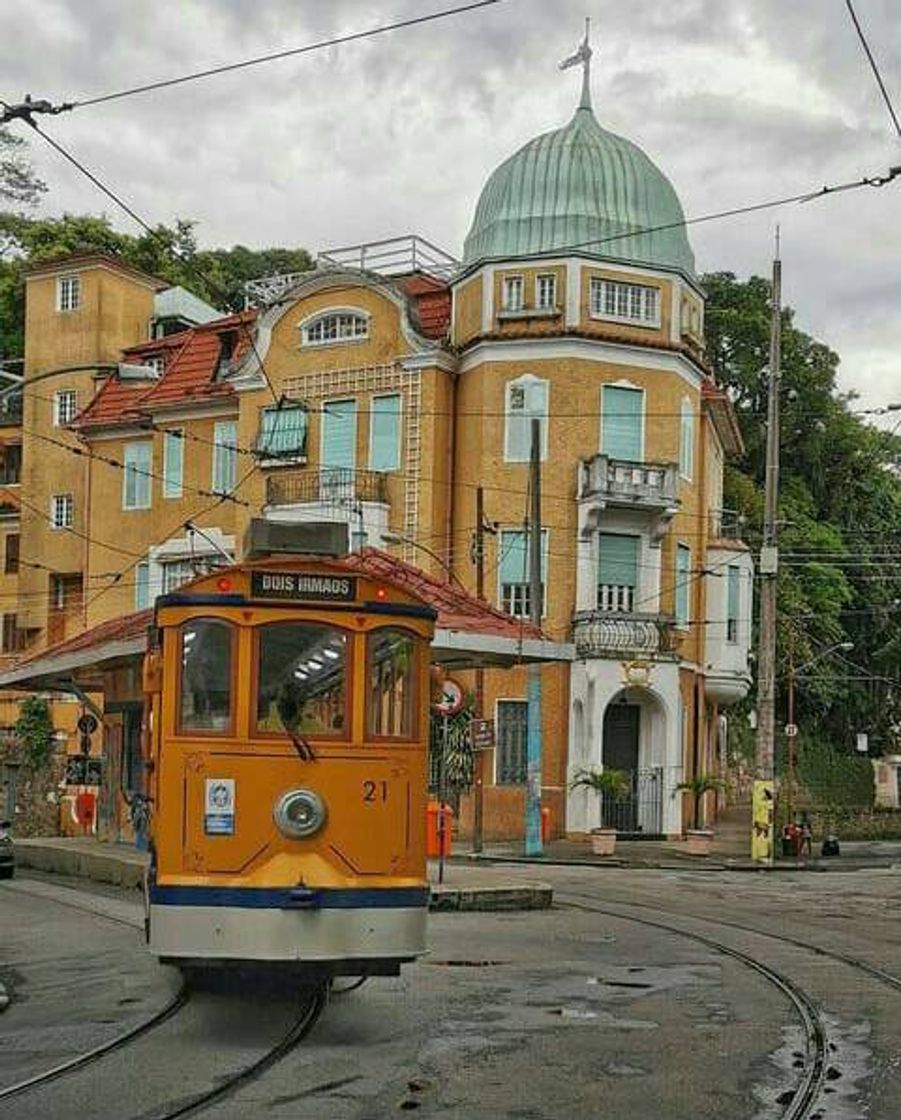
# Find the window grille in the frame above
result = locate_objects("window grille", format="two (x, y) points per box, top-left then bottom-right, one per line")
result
(496, 700), (528, 785)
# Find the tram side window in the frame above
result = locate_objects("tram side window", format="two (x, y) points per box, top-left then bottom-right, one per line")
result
(256, 623), (348, 736)
(179, 620), (233, 732)
(368, 629), (417, 739)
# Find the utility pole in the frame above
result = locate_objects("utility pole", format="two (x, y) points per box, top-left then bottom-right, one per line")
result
(752, 236), (782, 865)
(473, 485), (486, 853)
(525, 418), (543, 855)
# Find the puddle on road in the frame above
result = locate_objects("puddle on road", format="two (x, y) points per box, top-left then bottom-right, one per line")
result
(753, 1015), (873, 1120)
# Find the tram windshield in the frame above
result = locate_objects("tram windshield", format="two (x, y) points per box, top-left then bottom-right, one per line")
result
(179, 619), (233, 732)
(256, 622), (348, 736)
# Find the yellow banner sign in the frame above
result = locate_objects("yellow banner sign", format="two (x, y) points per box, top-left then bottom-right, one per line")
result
(751, 779), (775, 863)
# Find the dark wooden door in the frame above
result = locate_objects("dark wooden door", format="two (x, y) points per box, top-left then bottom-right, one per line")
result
(602, 704), (640, 831)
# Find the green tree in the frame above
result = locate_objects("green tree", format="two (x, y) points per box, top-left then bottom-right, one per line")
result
(0, 127), (45, 207)
(15, 696), (55, 768)
(704, 271), (901, 759)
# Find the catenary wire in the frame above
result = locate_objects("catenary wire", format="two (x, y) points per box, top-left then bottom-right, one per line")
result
(844, 0), (901, 141)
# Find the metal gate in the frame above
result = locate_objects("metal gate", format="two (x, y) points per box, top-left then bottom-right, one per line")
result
(602, 767), (663, 836)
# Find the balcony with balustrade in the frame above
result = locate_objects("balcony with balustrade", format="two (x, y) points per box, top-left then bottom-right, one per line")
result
(573, 594), (678, 661)
(264, 467), (391, 545)
(578, 455), (679, 544)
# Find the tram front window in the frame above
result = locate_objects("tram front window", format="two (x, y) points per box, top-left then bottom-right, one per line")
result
(256, 623), (348, 736)
(369, 629), (417, 739)
(179, 619), (233, 732)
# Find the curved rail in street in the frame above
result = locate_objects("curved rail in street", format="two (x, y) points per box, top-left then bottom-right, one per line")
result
(559, 893), (830, 1120)
(0, 988), (190, 1103)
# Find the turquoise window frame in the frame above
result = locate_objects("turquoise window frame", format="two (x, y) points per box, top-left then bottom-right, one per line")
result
(123, 441), (152, 510)
(601, 385), (644, 462)
(675, 544), (691, 628)
(212, 421), (237, 495)
(163, 430), (184, 499)
(369, 394), (402, 472)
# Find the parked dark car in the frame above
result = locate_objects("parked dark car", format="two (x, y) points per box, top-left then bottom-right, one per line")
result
(0, 820), (13, 879)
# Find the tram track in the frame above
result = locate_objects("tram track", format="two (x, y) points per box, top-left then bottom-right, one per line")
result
(555, 891), (900, 1120)
(558, 892), (834, 1120)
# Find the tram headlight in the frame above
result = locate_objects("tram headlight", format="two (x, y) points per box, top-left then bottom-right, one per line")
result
(273, 789), (327, 839)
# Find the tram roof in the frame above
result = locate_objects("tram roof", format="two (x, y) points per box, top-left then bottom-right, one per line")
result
(0, 550), (573, 693)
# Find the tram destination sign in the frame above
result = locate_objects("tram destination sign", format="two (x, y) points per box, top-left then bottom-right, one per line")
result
(251, 571), (357, 602)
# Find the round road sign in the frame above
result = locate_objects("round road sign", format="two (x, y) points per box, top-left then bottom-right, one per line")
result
(784, 723), (799, 738)
(433, 678), (465, 717)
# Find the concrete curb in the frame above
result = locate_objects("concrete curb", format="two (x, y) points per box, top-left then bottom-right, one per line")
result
(12, 839), (553, 910)
(15, 840), (146, 890)
(459, 853), (901, 873)
(430, 883), (553, 911)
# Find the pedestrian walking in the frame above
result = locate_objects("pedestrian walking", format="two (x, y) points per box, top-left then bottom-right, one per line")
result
(798, 811), (813, 859)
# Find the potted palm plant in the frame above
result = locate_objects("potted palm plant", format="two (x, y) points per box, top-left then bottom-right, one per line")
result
(571, 768), (631, 855)
(674, 774), (725, 855)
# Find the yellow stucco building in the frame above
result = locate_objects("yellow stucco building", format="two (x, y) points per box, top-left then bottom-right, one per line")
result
(1, 58), (752, 841)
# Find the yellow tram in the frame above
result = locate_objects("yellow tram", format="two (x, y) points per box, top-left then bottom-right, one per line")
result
(141, 543), (436, 977)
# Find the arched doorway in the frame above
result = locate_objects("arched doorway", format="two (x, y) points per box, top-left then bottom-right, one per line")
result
(601, 688), (666, 835)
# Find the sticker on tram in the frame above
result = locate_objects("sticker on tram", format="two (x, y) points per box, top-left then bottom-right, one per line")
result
(251, 571), (357, 602)
(204, 778), (235, 836)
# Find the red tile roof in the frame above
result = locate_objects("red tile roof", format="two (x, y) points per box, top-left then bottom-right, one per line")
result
(396, 274), (451, 340)
(74, 311), (255, 429)
(16, 550), (544, 672)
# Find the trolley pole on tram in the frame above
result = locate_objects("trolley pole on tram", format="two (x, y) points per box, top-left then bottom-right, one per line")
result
(752, 239), (782, 866)
(525, 419), (543, 856)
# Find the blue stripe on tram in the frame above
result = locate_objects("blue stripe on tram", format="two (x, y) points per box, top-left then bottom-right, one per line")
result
(148, 885), (430, 909)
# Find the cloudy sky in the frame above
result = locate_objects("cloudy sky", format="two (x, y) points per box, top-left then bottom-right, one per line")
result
(4, 0), (900, 413)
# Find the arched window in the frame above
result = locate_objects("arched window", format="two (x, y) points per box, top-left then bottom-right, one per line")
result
(504, 374), (548, 462)
(300, 308), (370, 347)
(679, 397), (694, 480)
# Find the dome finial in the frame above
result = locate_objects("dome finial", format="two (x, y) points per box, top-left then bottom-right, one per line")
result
(558, 17), (592, 111)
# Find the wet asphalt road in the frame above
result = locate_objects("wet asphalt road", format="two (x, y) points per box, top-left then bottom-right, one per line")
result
(1, 866), (898, 1119)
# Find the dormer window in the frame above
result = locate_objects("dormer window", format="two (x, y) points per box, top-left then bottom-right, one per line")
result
(57, 275), (81, 312)
(536, 274), (556, 310)
(590, 278), (660, 327)
(300, 310), (369, 347)
(216, 330), (237, 376)
(502, 276), (524, 312)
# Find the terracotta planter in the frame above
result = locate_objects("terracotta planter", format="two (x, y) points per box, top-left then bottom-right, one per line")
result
(590, 828), (617, 856)
(684, 829), (714, 856)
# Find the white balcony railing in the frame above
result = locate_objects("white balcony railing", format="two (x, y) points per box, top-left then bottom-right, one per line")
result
(597, 583), (635, 613)
(579, 455), (679, 510)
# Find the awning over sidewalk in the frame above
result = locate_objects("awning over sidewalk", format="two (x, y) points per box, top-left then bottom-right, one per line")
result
(0, 549), (573, 693)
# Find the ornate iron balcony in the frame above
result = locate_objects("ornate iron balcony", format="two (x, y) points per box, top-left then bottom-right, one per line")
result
(573, 610), (678, 660)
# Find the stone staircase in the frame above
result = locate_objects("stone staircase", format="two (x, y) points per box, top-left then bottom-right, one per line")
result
(710, 802), (752, 861)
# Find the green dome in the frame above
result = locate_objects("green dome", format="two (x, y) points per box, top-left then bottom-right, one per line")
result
(463, 106), (695, 275)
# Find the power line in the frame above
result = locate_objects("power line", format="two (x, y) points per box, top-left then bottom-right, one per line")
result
(1, 2), (505, 121)
(844, 0), (901, 141)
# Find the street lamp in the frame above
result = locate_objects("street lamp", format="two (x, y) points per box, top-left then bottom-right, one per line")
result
(786, 639), (854, 817)
(380, 532), (464, 588)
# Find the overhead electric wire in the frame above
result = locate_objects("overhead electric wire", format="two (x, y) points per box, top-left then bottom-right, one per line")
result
(844, 0), (901, 141)
(7, 1), (506, 115)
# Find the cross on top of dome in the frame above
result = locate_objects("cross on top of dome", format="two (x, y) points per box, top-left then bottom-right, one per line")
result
(558, 18), (593, 112)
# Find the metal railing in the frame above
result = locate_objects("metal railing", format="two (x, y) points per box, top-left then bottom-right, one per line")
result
(573, 610), (678, 659)
(266, 467), (389, 507)
(244, 235), (459, 306)
(601, 767), (664, 835)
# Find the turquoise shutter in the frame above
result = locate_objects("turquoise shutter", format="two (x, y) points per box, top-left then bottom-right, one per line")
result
(135, 561), (150, 610)
(213, 421), (237, 494)
(727, 565), (740, 631)
(370, 395), (401, 471)
(598, 534), (639, 587)
(500, 531), (528, 585)
(676, 545), (691, 625)
(321, 399), (357, 470)
(602, 386), (643, 461)
(163, 431), (183, 498)
(261, 405), (307, 456)
(124, 443), (151, 508)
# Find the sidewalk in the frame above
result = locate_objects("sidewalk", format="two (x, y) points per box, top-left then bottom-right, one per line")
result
(459, 835), (901, 872)
(11, 837), (553, 911)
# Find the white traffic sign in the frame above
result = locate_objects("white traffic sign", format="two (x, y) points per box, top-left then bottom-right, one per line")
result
(433, 678), (464, 716)
(784, 723), (799, 738)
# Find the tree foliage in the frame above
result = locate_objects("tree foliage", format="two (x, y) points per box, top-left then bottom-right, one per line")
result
(15, 695), (55, 769)
(705, 271), (901, 758)
(0, 211), (313, 359)
(0, 127), (45, 208)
